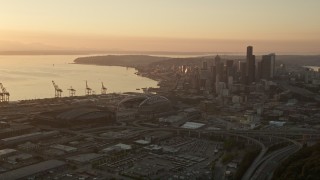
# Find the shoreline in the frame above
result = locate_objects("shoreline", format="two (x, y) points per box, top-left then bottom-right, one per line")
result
(75, 62), (162, 87)
(2, 91), (146, 104)
(0, 55), (160, 102)
(1, 62), (160, 103)
(73, 62), (161, 83)
(73, 61), (164, 95)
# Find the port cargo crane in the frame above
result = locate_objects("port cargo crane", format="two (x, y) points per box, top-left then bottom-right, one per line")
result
(101, 82), (107, 94)
(68, 86), (76, 97)
(0, 92), (3, 102)
(0, 83), (10, 103)
(85, 81), (92, 95)
(0, 84), (3, 102)
(52, 81), (63, 98)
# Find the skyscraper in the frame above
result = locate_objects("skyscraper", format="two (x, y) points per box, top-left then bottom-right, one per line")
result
(226, 60), (234, 69)
(240, 62), (247, 84)
(247, 46), (253, 58)
(225, 60), (234, 84)
(202, 61), (208, 70)
(257, 61), (262, 81)
(214, 55), (224, 94)
(261, 53), (276, 79)
(246, 46), (256, 84)
(215, 55), (222, 82)
(200, 60), (210, 90)
(270, 53), (276, 78)
(192, 67), (200, 90)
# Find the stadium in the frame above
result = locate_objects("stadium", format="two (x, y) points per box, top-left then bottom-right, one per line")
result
(117, 94), (173, 117)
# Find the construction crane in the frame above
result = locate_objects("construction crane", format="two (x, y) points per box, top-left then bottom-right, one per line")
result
(68, 86), (76, 97)
(52, 81), (63, 98)
(0, 83), (10, 103)
(85, 81), (92, 95)
(101, 82), (107, 94)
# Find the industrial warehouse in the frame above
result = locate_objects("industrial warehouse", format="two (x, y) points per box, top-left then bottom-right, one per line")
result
(37, 106), (116, 127)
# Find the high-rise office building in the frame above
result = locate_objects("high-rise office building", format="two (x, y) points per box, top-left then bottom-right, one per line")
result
(240, 62), (247, 84)
(246, 46), (256, 84)
(261, 53), (276, 79)
(192, 67), (200, 90)
(226, 60), (234, 83)
(257, 61), (262, 81)
(211, 65), (216, 86)
(202, 61), (208, 70)
(247, 46), (253, 58)
(215, 55), (222, 82)
(270, 53), (276, 78)
(214, 55), (225, 94)
(200, 60), (209, 90)
(226, 60), (234, 69)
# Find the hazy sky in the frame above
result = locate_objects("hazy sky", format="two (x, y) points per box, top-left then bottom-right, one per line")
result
(0, 0), (319, 54)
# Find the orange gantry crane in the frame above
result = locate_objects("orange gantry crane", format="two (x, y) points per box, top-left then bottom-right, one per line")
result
(68, 86), (76, 97)
(0, 83), (10, 103)
(52, 81), (63, 98)
(101, 82), (107, 94)
(85, 81), (92, 96)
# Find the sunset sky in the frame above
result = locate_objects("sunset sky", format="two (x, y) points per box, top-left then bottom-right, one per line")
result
(0, 0), (319, 54)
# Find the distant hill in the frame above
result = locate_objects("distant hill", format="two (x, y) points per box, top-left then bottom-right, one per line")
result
(149, 55), (320, 67)
(274, 55), (320, 66)
(73, 54), (320, 67)
(74, 55), (169, 67)
(0, 50), (102, 55)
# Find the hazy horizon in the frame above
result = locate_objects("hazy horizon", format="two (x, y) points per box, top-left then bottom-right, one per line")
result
(1, 0), (320, 54)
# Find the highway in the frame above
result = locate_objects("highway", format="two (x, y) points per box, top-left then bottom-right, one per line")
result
(241, 146), (267, 180)
(250, 143), (301, 180)
(244, 138), (302, 180)
(77, 125), (320, 139)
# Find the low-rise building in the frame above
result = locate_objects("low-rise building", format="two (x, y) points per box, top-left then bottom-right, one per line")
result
(50, 144), (77, 153)
(0, 149), (17, 159)
(269, 121), (286, 127)
(0, 160), (66, 180)
(66, 153), (104, 165)
(17, 142), (40, 152)
(144, 131), (173, 142)
(7, 153), (33, 164)
(0, 125), (34, 139)
(102, 143), (132, 154)
(0, 131), (59, 145)
(181, 122), (205, 129)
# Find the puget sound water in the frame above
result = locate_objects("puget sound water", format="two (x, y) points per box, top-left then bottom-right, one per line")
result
(0, 55), (158, 101)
